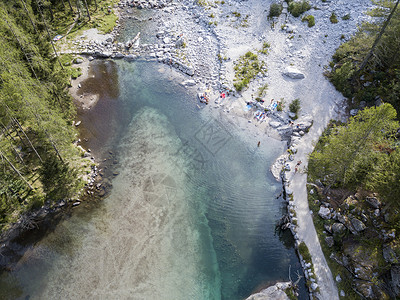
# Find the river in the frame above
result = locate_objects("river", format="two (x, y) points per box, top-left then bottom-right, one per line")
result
(0, 59), (306, 299)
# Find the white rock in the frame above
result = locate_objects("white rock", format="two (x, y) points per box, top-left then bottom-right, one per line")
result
(283, 66), (305, 79)
(336, 275), (342, 282)
(318, 206), (331, 219)
(269, 121), (281, 128)
(181, 79), (196, 86)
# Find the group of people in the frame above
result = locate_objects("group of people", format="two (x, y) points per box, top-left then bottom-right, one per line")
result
(254, 110), (267, 122)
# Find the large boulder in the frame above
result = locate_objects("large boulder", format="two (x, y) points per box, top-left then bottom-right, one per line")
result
(245, 282), (291, 300)
(318, 206), (331, 220)
(365, 196), (381, 209)
(325, 236), (334, 248)
(351, 218), (366, 233)
(283, 66), (305, 79)
(332, 222), (346, 234)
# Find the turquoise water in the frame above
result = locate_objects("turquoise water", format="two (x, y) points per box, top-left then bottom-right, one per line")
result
(0, 61), (306, 299)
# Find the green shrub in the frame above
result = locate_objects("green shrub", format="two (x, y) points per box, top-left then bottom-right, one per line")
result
(302, 14), (315, 27)
(269, 3), (283, 17)
(330, 62), (354, 97)
(330, 12), (338, 23)
(234, 52), (264, 91)
(277, 99), (285, 111)
(288, 0), (311, 17)
(289, 98), (301, 117)
(298, 241), (312, 262)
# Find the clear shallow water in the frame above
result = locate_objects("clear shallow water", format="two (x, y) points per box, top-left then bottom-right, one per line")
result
(0, 61), (306, 299)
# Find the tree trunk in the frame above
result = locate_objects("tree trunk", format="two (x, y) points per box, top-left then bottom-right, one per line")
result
(4, 18), (40, 80)
(20, 0), (38, 34)
(60, 0), (66, 9)
(34, 0), (64, 69)
(66, 0), (74, 12)
(354, 0), (400, 78)
(0, 150), (33, 190)
(13, 117), (43, 163)
(47, 2), (54, 21)
(82, 0), (90, 20)
(76, 0), (81, 19)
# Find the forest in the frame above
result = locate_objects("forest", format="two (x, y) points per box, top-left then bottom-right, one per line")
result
(312, 0), (400, 206)
(0, 0), (106, 231)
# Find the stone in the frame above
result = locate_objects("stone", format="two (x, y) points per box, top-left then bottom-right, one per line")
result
(383, 243), (398, 264)
(310, 282), (318, 291)
(365, 196), (381, 209)
(185, 66), (195, 76)
(72, 201), (81, 206)
(124, 54), (137, 61)
(269, 121), (281, 128)
(318, 206), (331, 220)
(324, 224), (332, 233)
(163, 37), (171, 44)
(74, 58), (83, 64)
(288, 112), (296, 119)
(332, 222), (346, 234)
(245, 282), (292, 300)
(351, 218), (366, 232)
(336, 275), (342, 282)
(325, 236), (334, 248)
(181, 79), (196, 86)
(350, 108), (359, 116)
(340, 290), (345, 297)
(114, 52), (125, 59)
(88, 56), (94, 61)
(175, 37), (185, 48)
(391, 265), (400, 296)
(283, 66), (305, 79)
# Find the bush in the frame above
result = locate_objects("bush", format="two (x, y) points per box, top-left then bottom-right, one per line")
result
(342, 13), (350, 20)
(288, 0), (311, 17)
(289, 98), (301, 117)
(330, 12), (338, 23)
(330, 62), (354, 97)
(302, 14), (315, 27)
(269, 3), (283, 17)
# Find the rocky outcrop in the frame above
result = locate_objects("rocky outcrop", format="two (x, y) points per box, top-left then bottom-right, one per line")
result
(245, 282), (292, 300)
(311, 186), (400, 299)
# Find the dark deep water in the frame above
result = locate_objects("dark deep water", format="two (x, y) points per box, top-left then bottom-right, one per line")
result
(0, 60), (307, 300)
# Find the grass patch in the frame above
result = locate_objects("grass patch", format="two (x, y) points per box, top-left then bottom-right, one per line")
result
(302, 14), (315, 27)
(232, 11), (241, 17)
(298, 241), (312, 263)
(259, 42), (270, 55)
(288, 0), (311, 17)
(233, 51), (265, 91)
(330, 12), (339, 23)
(257, 83), (269, 98)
